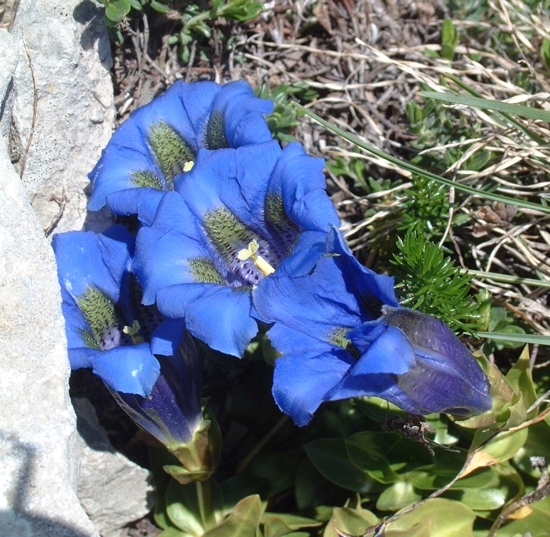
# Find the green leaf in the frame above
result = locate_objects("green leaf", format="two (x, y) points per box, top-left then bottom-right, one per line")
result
(217, 0), (264, 21)
(304, 438), (380, 493)
(165, 480), (205, 535)
(104, 0), (131, 22)
(203, 495), (263, 537)
(493, 499), (550, 537)
(505, 346), (538, 413)
(542, 38), (550, 71)
(345, 432), (402, 484)
(262, 513), (320, 537)
(418, 91), (550, 122)
(463, 428), (528, 477)
(376, 482), (422, 511)
(158, 528), (191, 537)
(150, 0), (170, 13)
(324, 506), (380, 537)
(385, 498), (476, 537)
(441, 18), (459, 60)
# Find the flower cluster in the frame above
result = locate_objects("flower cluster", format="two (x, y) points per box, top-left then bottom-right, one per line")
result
(53, 80), (492, 458)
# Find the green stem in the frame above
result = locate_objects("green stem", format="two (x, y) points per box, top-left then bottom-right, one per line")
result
(196, 478), (215, 532)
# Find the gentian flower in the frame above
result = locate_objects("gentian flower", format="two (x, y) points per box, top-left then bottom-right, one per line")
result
(252, 228), (492, 426)
(112, 328), (204, 449)
(133, 141), (340, 357)
(88, 80), (274, 220)
(53, 226), (204, 449)
(53, 225), (160, 395)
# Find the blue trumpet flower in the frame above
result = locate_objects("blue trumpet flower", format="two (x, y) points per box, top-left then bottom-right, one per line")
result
(252, 229), (492, 426)
(88, 80), (274, 220)
(53, 226), (204, 447)
(112, 328), (204, 448)
(133, 141), (340, 357)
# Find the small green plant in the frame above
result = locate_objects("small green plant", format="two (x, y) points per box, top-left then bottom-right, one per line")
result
(390, 231), (482, 333)
(256, 82), (318, 142)
(98, 0), (263, 55)
(441, 18), (460, 60)
(398, 174), (452, 239)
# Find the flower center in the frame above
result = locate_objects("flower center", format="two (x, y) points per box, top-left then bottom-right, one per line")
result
(237, 240), (275, 276)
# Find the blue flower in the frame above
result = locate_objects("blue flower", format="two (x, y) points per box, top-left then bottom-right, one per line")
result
(88, 80), (274, 220)
(112, 328), (203, 448)
(53, 226), (204, 447)
(54, 225), (171, 395)
(132, 141), (340, 357)
(252, 228), (492, 426)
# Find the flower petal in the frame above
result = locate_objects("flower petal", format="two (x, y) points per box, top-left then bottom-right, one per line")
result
(209, 80), (274, 148)
(88, 81), (221, 211)
(272, 343), (355, 427)
(157, 283), (258, 357)
(266, 142), (340, 232)
(351, 323), (417, 375)
(91, 343), (160, 396)
(53, 225), (133, 300)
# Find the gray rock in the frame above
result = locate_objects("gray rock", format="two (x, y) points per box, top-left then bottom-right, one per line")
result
(0, 30), (17, 143)
(73, 398), (154, 537)
(10, 0), (115, 234)
(0, 99), (98, 537)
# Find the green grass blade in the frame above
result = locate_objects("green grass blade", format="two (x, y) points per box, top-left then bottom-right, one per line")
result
(477, 332), (550, 345)
(293, 102), (550, 215)
(418, 91), (550, 123)
(442, 75), (547, 145)
(466, 270), (550, 289)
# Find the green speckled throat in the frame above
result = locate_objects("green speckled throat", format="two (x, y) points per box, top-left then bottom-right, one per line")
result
(76, 286), (123, 351)
(329, 327), (361, 359)
(130, 170), (164, 189)
(189, 257), (226, 284)
(148, 121), (196, 185)
(206, 110), (229, 149)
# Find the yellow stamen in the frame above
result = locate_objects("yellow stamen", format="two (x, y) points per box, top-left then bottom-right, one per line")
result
(123, 320), (144, 345)
(237, 240), (275, 276)
(183, 161), (194, 172)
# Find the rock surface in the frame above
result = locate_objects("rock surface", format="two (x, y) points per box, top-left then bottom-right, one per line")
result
(0, 28), (98, 536)
(73, 398), (154, 537)
(1, 3), (151, 536)
(10, 0), (115, 234)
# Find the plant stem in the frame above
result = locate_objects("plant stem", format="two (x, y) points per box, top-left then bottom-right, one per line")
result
(196, 478), (215, 531)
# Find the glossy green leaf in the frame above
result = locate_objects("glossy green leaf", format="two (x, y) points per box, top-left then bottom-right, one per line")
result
(513, 421), (550, 477)
(376, 482), (422, 511)
(346, 432), (403, 484)
(324, 506), (380, 537)
(493, 501), (550, 537)
(165, 480), (205, 535)
(386, 498), (476, 537)
(262, 513), (320, 537)
(506, 346), (539, 413)
(304, 438), (380, 493)
(446, 485), (507, 511)
(104, 0), (131, 22)
(203, 495), (263, 537)
(150, 0), (170, 13)
(158, 528), (191, 537)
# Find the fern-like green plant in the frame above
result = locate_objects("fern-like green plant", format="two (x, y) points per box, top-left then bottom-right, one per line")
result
(399, 174), (451, 239)
(390, 231), (481, 333)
